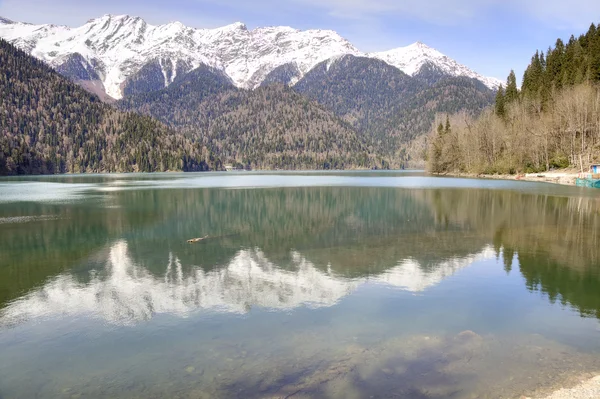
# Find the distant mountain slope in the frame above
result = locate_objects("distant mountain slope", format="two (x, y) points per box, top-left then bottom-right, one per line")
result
(293, 55), (419, 147)
(118, 53), (494, 160)
(0, 39), (214, 175)
(390, 76), (496, 142)
(119, 80), (384, 169)
(0, 14), (500, 100)
(190, 85), (382, 169)
(292, 55), (495, 149)
(260, 62), (303, 87)
(118, 63), (236, 125)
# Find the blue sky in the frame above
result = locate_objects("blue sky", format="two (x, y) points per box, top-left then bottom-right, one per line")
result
(1, 0), (599, 82)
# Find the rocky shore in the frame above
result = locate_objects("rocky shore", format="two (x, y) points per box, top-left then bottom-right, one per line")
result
(438, 171), (580, 186)
(522, 375), (600, 399)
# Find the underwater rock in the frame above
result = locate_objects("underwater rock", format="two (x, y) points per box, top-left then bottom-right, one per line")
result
(185, 366), (196, 373)
(455, 330), (482, 341)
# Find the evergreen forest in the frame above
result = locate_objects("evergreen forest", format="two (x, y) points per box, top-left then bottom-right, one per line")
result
(428, 23), (600, 174)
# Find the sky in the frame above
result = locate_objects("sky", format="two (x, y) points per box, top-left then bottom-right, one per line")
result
(1, 0), (599, 82)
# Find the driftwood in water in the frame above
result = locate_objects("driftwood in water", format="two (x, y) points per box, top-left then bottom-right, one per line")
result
(187, 235), (209, 243)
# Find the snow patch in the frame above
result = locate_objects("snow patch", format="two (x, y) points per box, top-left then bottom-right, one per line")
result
(326, 54), (345, 71)
(158, 58), (168, 87)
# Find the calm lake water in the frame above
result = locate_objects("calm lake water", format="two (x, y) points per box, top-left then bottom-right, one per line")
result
(1, 171), (600, 399)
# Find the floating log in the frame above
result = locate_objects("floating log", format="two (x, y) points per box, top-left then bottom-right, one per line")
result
(187, 235), (209, 243)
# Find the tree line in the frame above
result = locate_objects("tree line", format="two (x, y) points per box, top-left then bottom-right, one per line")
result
(428, 23), (600, 174)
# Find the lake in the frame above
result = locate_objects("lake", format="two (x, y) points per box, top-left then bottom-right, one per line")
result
(1, 171), (600, 399)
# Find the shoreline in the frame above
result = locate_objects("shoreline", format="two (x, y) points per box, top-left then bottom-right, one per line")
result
(437, 171), (580, 186)
(524, 375), (600, 399)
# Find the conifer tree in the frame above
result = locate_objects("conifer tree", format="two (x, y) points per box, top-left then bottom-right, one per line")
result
(505, 70), (519, 103)
(495, 85), (506, 117)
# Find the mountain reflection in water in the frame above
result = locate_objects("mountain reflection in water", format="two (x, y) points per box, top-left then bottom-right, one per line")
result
(1, 240), (494, 326)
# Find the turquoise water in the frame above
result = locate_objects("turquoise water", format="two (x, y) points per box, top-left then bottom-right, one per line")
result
(1, 171), (600, 398)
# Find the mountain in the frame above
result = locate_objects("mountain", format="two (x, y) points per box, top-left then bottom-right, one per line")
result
(390, 76), (496, 141)
(118, 63), (236, 124)
(115, 47), (494, 161)
(1, 35), (385, 173)
(0, 14), (501, 169)
(0, 14), (361, 99)
(120, 79), (383, 170)
(370, 42), (502, 89)
(0, 39), (215, 175)
(292, 55), (495, 149)
(0, 14), (500, 100)
(293, 55), (418, 147)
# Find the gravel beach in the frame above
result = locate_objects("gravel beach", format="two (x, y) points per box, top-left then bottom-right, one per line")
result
(524, 376), (600, 399)
(438, 171), (581, 186)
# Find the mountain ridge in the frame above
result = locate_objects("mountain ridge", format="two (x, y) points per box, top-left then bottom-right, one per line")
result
(369, 42), (501, 90)
(0, 14), (501, 100)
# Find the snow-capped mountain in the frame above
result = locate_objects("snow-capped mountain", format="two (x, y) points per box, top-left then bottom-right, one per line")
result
(0, 14), (501, 100)
(370, 42), (502, 90)
(0, 14), (361, 99)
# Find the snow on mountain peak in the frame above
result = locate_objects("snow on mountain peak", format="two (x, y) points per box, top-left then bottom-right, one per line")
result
(0, 14), (501, 98)
(370, 42), (502, 89)
(0, 15), (362, 98)
(222, 21), (247, 30)
(0, 16), (15, 24)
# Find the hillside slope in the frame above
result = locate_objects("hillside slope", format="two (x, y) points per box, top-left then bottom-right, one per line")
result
(292, 55), (495, 149)
(119, 77), (384, 169)
(0, 39), (214, 175)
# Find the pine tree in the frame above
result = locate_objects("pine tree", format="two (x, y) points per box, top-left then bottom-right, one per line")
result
(429, 122), (445, 173)
(522, 52), (543, 97)
(495, 85), (506, 117)
(505, 70), (519, 103)
(444, 115), (451, 134)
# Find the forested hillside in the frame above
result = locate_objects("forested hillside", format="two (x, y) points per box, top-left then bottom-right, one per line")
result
(293, 55), (418, 149)
(293, 55), (494, 156)
(118, 64), (235, 119)
(119, 72), (385, 170)
(1, 38), (383, 175)
(390, 76), (495, 142)
(0, 39), (216, 175)
(188, 85), (383, 169)
(428, 23), (600, 174)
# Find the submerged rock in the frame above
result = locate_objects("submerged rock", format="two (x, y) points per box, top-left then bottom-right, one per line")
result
(185, 366), (196, 373)
(455, 330), (482, 341)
